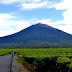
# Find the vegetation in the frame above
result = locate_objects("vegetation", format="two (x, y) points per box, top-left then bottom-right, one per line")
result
(1, 48), (72, 71)
(0, 49), (11, 56)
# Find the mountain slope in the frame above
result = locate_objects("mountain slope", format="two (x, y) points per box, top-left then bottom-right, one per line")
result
(0, 23), (72, 48)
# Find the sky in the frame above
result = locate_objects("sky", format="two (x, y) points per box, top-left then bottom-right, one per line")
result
(0, 0), (72, 37)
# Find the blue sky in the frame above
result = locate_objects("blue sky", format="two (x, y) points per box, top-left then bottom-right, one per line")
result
(0, 0), (72, 37)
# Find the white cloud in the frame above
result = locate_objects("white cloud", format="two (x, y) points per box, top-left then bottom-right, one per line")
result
(0, 0), (20, 4)
(55, 0), (72, 10)
(50, 0), (72, 34)
(21, 0), (58, 9)
(0, 14), (30, 37)
(21, 1), (48, 9)
(36, 19), (64, 27)
(36, 19), (54, 26)
(55, 24), (72, 34)
(54, 0), (72, 24)
(0, 0), (58, 9)
(23, 0), (41, 3)
(0, 14), (13, 20)
(0, 0), (41, 4)
(31, 0), (41, 2)
(62, 9), (72, 24)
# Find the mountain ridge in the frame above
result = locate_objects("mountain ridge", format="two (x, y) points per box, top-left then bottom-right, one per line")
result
(0, 23), (72, 48)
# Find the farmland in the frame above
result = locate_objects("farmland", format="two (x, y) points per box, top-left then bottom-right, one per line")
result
(0, 48), (72, 72)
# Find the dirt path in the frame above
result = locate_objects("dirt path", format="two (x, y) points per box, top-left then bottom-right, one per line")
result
(11, 56), (29, 72)
(0, 54), (12, 72)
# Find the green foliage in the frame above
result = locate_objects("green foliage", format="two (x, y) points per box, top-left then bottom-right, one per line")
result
(57, 57), (70, 63)
(1, 48), (72, 70)
(0, 49), (11, 56)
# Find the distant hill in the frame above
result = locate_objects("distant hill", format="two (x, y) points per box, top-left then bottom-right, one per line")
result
(0, 23), (72, 48)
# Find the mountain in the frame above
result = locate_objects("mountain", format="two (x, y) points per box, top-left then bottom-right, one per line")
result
(0, 23), (72, 48)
